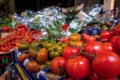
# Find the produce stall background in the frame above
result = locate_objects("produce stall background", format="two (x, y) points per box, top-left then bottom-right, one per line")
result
(0, 0), (120, 80)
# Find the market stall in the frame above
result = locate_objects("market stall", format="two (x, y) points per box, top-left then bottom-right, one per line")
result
(0, 1), (120, 80)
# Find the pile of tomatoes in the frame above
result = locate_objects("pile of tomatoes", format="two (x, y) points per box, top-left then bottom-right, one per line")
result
(16, 23), (120, 80)
(0, 24), (41, 53)
(1, 22), (120, 80)
(49, 24), (120, 80)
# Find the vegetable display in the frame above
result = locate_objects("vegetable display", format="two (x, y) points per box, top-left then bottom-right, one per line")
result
(0, 3), (120, 80)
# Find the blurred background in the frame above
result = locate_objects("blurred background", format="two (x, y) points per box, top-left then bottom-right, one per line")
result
(0, 0), (120, 15)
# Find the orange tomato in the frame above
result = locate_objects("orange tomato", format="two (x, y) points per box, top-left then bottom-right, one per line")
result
(69, 33), (81, 41)
(74, 40), (83, 47)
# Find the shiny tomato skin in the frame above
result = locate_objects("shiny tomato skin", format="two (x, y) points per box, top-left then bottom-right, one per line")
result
(113, 24), (120, 35)
(101, 42), (113, 51)
(50, 57), (66, 74)
(62, 46), (80, 60)
(69, 33), (81, 41)
(100, 30), (114, 41)
(2, 26), (10, 32)
(82, 33), (96, 42)
(114, 38), (120, 51)
(92, 51), (120, 79)
(110, 36), (120, 44)
(66, 56), (90, 79)
(84, 41), (103, 56)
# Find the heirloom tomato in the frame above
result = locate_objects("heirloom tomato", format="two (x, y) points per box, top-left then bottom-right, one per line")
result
(36, 47), (48, 64)
(26, 60), (40, 73)
(16, 41), (30, 50)
(62, 46), (80, 60)
(92, 51), (120, 79)
(69, 33), (81, 41)
(50, 57), (66, 74)
(65, 56), (90, 79)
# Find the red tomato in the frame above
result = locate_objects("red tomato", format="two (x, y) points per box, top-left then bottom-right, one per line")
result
(84, 41), (103, 56)
(82, 33), (96, 42)
(57, 36), (70, 43)
(103, 78), (115, 80)
(89, 71), (100, 80)
(66, 56), (90, 79)
(113, 37), (120, 54)
(2, 26), (10, 32)
(113, 24), (120, 35)
(65, 77), (74, 80)
(92, 51), (120, 79)
(16, 23), (26, 28)
(100, 30), (114, 41)
(50, 57), (66, 74)
(101, 42), (113, 51)
(62, 46), (80, 60)
(110, 36), (120, 44)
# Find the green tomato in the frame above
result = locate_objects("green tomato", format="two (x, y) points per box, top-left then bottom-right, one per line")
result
(49, 51), (61, 59)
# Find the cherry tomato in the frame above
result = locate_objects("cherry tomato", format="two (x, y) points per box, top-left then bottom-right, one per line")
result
(92, 51), (120, 79)
(2, 26), (10, 32)
(66, 56), (90, 79)
(16, 23), (26, 28)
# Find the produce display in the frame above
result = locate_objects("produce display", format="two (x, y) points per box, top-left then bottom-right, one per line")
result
(0, 3), (120, 80)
